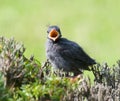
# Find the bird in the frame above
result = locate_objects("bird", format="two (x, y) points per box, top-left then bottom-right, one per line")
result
(46, 25), (96, 76)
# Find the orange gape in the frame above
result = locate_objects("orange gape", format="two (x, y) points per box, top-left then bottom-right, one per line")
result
(50, 29), (59, 37)
(48, 29), (60, 41)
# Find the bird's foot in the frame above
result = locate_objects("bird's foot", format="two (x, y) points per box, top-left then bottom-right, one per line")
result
(67, 74), (83, 83)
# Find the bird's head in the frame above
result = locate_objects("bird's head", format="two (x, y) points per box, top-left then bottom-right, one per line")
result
(47, 25), (62, 42)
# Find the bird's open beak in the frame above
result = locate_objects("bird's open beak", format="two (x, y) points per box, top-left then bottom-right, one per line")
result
(48, 29), (60, 41)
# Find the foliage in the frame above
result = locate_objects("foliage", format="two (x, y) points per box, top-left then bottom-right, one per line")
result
(0, 37), (120, 101)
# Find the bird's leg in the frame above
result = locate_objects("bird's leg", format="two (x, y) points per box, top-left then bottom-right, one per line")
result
(67, 74), (83, 83)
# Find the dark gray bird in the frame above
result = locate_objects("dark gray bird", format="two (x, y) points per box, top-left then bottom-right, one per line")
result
(46, 25), (96, 76)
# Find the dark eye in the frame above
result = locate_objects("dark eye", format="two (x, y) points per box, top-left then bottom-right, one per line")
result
(57, 29), (61, 34)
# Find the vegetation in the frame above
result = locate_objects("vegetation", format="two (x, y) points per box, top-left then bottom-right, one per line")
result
(0, 37), (120, 101)
(0, 1), (120, 101)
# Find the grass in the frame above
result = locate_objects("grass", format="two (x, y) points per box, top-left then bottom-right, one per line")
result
(0, 0), (120, 65)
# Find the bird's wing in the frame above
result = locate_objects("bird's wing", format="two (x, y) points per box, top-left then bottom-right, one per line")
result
(58, 39), (95, 65)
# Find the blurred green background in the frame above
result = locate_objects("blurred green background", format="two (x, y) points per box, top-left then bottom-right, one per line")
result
(0, 0), (120, 65)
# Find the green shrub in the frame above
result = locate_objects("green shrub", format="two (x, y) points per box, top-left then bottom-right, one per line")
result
(0, 36), (120, 101)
